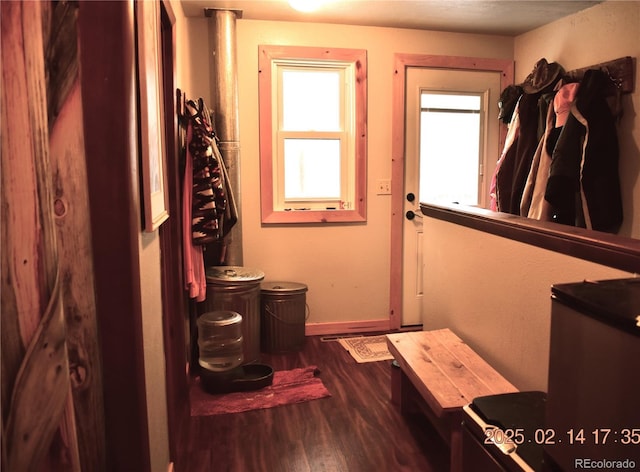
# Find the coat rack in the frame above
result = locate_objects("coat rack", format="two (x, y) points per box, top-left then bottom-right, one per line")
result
(564, 56), (635, 94)
(177, 88), (209, 159)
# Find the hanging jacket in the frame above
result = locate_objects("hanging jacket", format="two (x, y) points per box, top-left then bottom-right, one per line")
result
(490, 95), (521, 211)
(545, 69), (623, 233)
(496, 59), (563, 215)
(522, 82), (580, 220)
(186, 99), (238, 244)
(520, 103), (555, 218)
(496, 92), (542, 214)
(182, 120), (206, 301)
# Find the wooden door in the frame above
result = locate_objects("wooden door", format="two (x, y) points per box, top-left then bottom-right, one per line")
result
(402, 68), (502, 327)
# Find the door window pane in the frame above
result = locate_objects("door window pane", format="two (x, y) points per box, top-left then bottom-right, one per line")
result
(419, 92), (481, 206)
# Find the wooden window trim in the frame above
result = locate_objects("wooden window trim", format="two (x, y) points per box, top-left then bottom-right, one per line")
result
(258, 45), (367, 224)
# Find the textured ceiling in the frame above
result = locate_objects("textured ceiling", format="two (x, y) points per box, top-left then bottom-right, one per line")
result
(179, 0), (603, 36)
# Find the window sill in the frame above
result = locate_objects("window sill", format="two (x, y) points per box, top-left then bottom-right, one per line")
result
(420, 202), (640, 274)
(261, 208), (366, 224)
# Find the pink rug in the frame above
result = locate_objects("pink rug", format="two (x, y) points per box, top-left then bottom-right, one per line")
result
(190, 365), (331, 416)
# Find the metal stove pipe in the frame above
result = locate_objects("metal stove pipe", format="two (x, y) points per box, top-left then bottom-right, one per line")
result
(206, 8), (243, 265)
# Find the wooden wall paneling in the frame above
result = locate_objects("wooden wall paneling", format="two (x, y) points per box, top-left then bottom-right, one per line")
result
(1, 1), (80, 470)
(45, 1), (108, 469)
(49, 60), (108, 472)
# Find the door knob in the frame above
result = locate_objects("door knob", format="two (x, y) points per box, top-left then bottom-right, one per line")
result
(405, 210), (422, 220)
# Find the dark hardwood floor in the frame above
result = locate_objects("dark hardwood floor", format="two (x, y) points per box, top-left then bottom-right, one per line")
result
(175, 335), (450, 472)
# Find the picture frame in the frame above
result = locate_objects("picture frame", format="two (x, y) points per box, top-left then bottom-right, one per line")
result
(136, 0), (169, 232)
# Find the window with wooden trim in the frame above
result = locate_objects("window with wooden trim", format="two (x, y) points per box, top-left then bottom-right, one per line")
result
(259, 45), (367, 223)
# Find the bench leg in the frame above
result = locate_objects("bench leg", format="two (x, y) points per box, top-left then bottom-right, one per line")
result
(450, 426), (463, 472)
(396, 368), (421, 414)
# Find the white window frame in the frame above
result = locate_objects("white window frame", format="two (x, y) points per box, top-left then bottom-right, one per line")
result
(259, 45), (367, 224)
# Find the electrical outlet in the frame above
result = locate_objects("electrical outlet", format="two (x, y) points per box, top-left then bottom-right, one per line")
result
(377, 179), (391, 195)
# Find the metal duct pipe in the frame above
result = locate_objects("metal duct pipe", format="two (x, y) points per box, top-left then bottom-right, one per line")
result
(207, 8), (243, 265)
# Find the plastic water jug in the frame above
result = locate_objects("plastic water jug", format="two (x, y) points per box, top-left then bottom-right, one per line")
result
(197, 310), (244, 372)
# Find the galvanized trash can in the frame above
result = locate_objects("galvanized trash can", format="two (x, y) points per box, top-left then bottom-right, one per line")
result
(200, 266), (265, 364)
(260, 281), (308, 353)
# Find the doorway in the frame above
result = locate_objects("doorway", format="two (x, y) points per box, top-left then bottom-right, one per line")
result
(389, 54), (513, 329)
(402, 68), (502, 326)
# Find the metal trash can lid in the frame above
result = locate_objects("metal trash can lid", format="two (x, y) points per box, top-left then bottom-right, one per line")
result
(261, 281), (308, 294)
(205, 266), (265, 284)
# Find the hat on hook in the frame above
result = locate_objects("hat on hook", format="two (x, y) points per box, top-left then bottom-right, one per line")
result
(521, 58), (564, 94)
(554, 82), (580, 128)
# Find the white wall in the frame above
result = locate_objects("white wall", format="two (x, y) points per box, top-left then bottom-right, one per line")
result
(138, 2), (218, 469)
(515, 0), (640, 239)
(421, 217), (632, 392)
(233, 20), (513, 328)
(136, 1), (198, 470)
(174, 3), (639, 393)
(139, 232), (170, 472)
(422, 1), (640, 392)
(175, 14), (210, 106)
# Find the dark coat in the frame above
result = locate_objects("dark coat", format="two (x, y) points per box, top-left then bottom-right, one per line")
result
(496, 91), (555, 215)
(545, 69), (623, 233)
(496, 93), (540, 214)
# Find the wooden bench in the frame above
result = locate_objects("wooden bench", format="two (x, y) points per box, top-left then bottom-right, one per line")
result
(386, 329), (518, 472)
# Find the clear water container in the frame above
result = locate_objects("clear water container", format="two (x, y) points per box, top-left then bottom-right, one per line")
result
(202, 266), (265, 364)
(197, 310), (244, 372)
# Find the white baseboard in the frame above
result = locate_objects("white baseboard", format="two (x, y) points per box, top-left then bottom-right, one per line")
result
(305, 319), (390, 336)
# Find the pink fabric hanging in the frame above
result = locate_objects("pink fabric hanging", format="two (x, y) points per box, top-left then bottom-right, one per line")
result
(183, 120), (206, 301)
